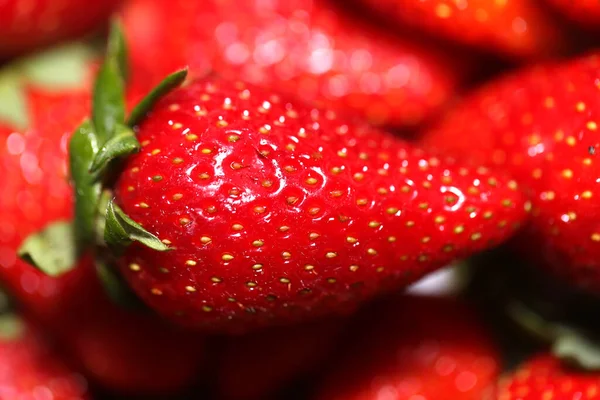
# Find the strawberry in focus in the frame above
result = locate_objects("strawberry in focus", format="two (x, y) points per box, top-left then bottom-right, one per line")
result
(353, 0), (564, 60)
(121, 0), (465, 128)
(421, 53), (600, 294)
(110, 77), (528, 332)
(0, 44), (205, 395)
(0, 315), (90, 400)
(315, 295), (500, 400)
(494, 354), (600, 399)
(0, 0), (121, 58)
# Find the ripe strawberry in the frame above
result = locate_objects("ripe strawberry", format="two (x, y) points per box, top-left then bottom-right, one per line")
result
(0, 43), (205, 394)
(0, 0), (121, 57)
(354, 0), (564, 59)
(421, 53), (600, 293)
(315, 295), (500, 400)
(106, 77), (528, 333)
(215, 317), (345, 400)
(121, 0), (465, 127)
(545, 0), (600, 27)
(0, 315), (90, 400)
(494, 354), (600, 399)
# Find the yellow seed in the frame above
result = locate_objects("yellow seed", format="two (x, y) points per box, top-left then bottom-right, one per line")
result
(282, 251), (292, 259)
(185, 286), (196, 292)
(186, 134), (198, 141)
(202, 305), (213, 312)
(185, 260), (197, 266)
(179, 218), (190, 225)
(304, 264), (315, 271)
(368, 221), (381, 228)
(252, 264), (263, 270)
(591, 233), (600, 242)
(200, 236), (211, 245)
(388, 236), (397, 242)
(588, 121), (598, 131)
(129, 263), (141, 272)
(222, 254), (234, 261)
(211, 277), (222, 283)
(346, 236), (358, 244)
(562, 169), (573, 179)
(172, 193), (183, 200)
(201, 148), (212, 154)
(349, 265), (359, 272)
(386, 207), (399, 215)
(232, 224), (244, 231)
(367, 248), (377, 255)
(279, 278), (290, 284)
(151, 288), (163, 295)
(325, 252), (337, 259)
(151, 149), (161, 155)
(471, 232), (482, 241)
(246, 282), (257, 288)
(582, 191), (593, 199)
(454, 225), (465, 234)
(279, 226), (290, 232)
(305, 177), (318, 185)
(309, 233), (320, 240)
(139, 202), (149, 209)
(252, 240), (264, 247)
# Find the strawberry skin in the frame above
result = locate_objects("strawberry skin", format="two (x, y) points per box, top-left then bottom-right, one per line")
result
(546, 0), (600, 27)
(114, 78), (528, 332)
(0, 317), (90, 400)
(315, 295), (500, 400)
(494, 354), (600, 399)
(121, 0), (464, 128)
(354, 0), (564, 59)
(0, 0), (121, 57)
(422, 53), (600, 293)
(0, 46), (205, 394)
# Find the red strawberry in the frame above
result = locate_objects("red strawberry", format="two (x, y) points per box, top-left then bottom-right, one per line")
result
(546, 0), (600, 27)
(354, 0), (564, 60)
(421, 53), (600, 293)
(315, 295), (500, 400)
(0, 0), (122, 57)
(215, 317), (345, 400)
(494, 354), (600, 399)
(0, 315), (90, 400)
(0, 44), (205, 394)
(121, 0), (465, 128)
(104, 77), (528, 333)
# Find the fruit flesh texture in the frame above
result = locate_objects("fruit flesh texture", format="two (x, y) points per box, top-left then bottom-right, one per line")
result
(0, 0), (121, 57)
(115, 78), (528, 332)
(121, 0), (464, 127)
(315, 295), (500, 400)
(0, 319), (90, 400)
(355, 0), (563, 60)
(0, 61), (205, 395)
(422, 53), (600, 292)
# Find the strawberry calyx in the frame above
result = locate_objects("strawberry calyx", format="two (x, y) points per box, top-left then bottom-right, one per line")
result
(17, 21), (187, 301)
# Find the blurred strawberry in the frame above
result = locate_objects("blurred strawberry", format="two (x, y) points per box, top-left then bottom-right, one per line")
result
(0, 314), (90, 400)
(315, 295), (500, 400)
(121, 0), (465, 128)
(494, 353), (600, 399)
(546, 0), (600, 27)
(353, 0), (564, 60)
(0, 0), (122, 58)
(422, 53), (600, 294)
(215, 318), (345, 400)
(0, 43), (205, 395)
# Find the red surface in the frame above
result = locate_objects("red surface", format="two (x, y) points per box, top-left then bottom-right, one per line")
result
(114, 78), (528, 332)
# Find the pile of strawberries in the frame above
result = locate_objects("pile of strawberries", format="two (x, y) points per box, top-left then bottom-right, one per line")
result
(2, 0), (600, 399)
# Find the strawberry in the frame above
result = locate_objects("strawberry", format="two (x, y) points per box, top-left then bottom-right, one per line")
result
(353, 0), (564, 59)
(421, 53), (600, 293)
(494, 354), (600, 399)
(121, 0), (465, 128)
(0, 314), (90, 400)
(0, 43), (205, 394)
(315, 295), (500, 400)
(0, 0), (122, 57)
(215, 317), (345, 400)
(546, 0), (600, 27)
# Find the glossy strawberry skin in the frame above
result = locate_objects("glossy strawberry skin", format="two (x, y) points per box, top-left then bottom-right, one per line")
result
(422, 53), (600, 293)
(215, 318), (345, 400)
(494, 354), (600, 399)
(114, 78), (528, 332)
(355, 0), (563, 59)
(546, 0), (600, 27)
(0, 0), (121, 57)
(0, 319), (90, 400)
(121, 0), (464, 128)
(0, 51), (204, 395)
(315, 295), (500, 400)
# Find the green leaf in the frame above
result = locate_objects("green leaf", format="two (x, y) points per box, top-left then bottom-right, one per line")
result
(0, 69), (27, 129)
(127, 68), (188, 127)
(90, 123), (140, 176)
(95, 259), (146, 310)
(104, 200), (170, 253)
(92, 21), (129, 144)
(106, 20), (129, 82)
(69, 120), (102, 250)
(17, 221), (77, 277)
(553, 332), (600, 370)
(0, 314), (25, 341)
(19, 43), (96, 90)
